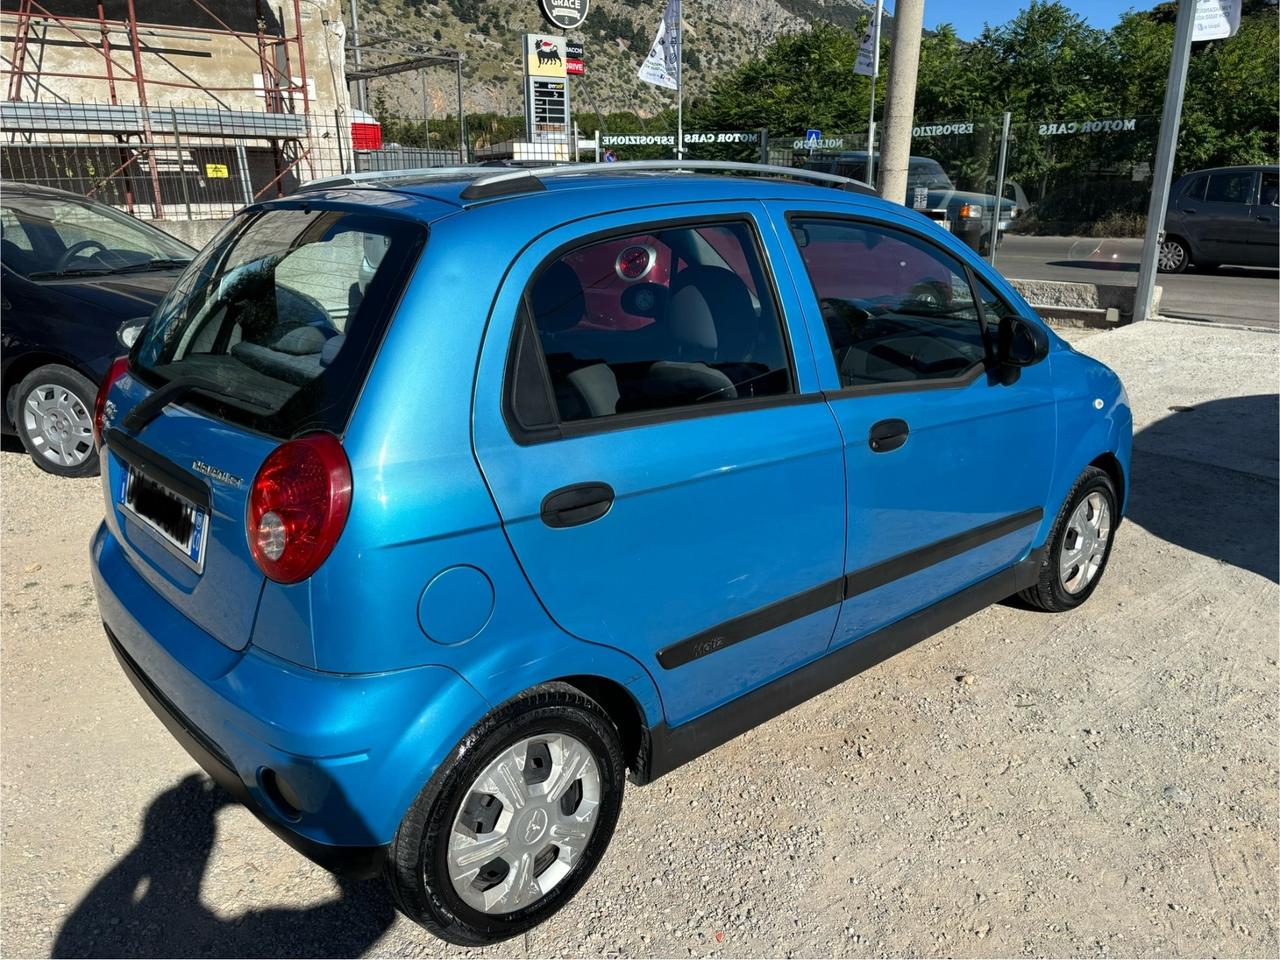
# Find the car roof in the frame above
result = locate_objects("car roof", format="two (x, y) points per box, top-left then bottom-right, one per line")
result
(291, 166), (894, 226)
(1181, 164), (1278, 177)
(0, 180), (92, 201)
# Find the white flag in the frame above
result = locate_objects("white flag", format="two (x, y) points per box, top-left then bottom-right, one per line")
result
(853, 0), (883, 78)
(638, 0), (681, 91)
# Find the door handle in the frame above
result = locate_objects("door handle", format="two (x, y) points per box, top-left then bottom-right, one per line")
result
(868, 418), (910, 453)
(1257, 216), (1273, 222)
(541, 482), (615, 528)
(1183, 208), (1196, 214)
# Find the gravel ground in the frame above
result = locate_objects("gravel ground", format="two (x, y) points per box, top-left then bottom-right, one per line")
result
(2, 320), (1277, 959)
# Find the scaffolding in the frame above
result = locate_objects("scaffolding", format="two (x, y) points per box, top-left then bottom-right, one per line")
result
(1, 0), (317, 217)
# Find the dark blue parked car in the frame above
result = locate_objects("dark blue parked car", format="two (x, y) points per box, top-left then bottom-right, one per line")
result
(1, 182), (194, 476)
(91, 162), (1131, 945)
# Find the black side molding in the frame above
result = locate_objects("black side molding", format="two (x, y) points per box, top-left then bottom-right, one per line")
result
(657, 577), (845, 669)
(656, 508), (1044, 670)
(634, 551), (1043, 784)
(844, 507), (1043, 600)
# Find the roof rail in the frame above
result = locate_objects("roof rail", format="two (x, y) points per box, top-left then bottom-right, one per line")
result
(300, 166), (482, 191)
(458, 160), (874, 201)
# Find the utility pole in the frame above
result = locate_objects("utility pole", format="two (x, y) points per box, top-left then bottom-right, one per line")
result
(877, 0), (924, 206)
(1133, 0), (1197, 322)
(348, 0), (367, 113)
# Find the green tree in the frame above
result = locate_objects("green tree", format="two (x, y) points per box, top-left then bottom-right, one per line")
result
(691, 21), (874, 134)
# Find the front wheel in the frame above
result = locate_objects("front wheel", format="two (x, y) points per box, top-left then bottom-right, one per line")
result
(1020, 466), (1117, 612)
(385, 684), (625, 946)
(14, 365), (100, 478)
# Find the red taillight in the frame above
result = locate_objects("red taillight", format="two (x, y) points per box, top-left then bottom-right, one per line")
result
(247, 433), (352, 583)
(93, 355), (131, 449)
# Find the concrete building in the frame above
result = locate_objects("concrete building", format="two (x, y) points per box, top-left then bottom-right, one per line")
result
(0, 0), (353, 220)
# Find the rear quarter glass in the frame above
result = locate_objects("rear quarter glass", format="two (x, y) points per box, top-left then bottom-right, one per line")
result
(133, 207), (426, 440)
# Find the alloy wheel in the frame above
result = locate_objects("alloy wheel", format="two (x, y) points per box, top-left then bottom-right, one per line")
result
(1158, 238), (1186, 272)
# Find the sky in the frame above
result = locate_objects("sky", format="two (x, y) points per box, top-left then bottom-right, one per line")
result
(889, 0), (1152, 40)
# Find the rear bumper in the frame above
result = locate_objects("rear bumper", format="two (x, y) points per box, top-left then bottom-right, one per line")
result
(91, 521), (491, 876)
(105, 624), (387, 878)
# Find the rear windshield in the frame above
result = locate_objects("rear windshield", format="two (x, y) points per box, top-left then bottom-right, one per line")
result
(134, 207), (424, 439)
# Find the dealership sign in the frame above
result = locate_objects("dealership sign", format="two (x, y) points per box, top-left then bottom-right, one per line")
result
(540, 0), (588, 30)
(600, 131), (760, 147)
(1038, 117), (1137, 136)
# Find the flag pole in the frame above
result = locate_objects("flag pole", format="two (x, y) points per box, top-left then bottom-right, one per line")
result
(676, 1), (684, 160)
(864, 0), (883, 185)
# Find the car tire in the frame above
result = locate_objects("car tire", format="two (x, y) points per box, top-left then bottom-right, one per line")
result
(1157, 236), (1190, 274)
(385, 683), (626, 946)
(14, 365), (100, 478)
(1019, 466), (1117, 612)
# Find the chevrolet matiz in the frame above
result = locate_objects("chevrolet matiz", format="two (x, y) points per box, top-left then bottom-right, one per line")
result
(90, 162), (1132, 945)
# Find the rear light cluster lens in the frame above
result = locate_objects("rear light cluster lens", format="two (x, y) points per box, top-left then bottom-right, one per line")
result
(247, 433), (352, 583)
(93, 355), (131, 449)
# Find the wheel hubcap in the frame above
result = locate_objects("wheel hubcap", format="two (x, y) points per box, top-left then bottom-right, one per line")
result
(22, 383), (93, 467)
(1159, 240), (1184, 270)
(1059, 492), (1111, 594)
(446, 733), (601, 915)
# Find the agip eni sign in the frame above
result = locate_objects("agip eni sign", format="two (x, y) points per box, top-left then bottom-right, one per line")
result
(539, 0), (588, 30)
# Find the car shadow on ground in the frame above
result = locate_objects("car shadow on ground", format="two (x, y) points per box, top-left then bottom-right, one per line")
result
(52, 775), (397, 959)
(1126, 393), (1279, 583)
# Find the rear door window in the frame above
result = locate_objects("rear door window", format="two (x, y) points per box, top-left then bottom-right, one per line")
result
(1204, 171), (1256, 204)
(134, 207), (424, 439)
(511, 219), (793, 430)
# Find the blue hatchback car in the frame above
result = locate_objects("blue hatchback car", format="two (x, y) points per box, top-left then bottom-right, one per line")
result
(90, 162), (1131, 945)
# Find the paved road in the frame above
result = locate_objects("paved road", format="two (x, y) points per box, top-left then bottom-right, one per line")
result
(995, 235), (1279, 328)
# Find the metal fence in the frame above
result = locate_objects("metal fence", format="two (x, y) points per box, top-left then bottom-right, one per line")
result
(1, 100), (1160, 239)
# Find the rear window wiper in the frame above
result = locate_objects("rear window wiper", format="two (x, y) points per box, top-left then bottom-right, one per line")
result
(122, 374), (271, 434)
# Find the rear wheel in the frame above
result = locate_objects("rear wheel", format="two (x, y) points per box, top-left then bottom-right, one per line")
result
(385, 684), (625, 946)
(1020, 466), (1117, 612)
(14, 365), (99, 478)
(1157, 236), (1190, 273)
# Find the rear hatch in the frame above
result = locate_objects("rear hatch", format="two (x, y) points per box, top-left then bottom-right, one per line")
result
(101, 203), (425, 651)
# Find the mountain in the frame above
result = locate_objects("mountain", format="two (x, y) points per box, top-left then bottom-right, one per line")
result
(352, 0), (879, 127)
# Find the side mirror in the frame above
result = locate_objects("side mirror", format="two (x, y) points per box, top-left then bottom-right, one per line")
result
(997, 315), (1049, 368)
(117, 316), (147, 350)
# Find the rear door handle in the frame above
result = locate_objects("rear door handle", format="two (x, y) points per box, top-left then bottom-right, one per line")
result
(1257, 216), (1274, 222)
(541, 482), (615, 528)
(868, 418), (910, 453)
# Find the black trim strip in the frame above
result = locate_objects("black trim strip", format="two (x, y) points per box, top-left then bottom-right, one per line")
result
(655, 506), (1044, 670)
(655, 508), (1043, 670)
(657, 576), (844, 669)
(844, 507), (1043, 599)
(634, 550), (1043, 784)
(105, 428), (211, 512)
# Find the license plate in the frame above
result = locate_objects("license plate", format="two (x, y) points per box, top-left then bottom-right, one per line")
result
(121, 466), (207, 568)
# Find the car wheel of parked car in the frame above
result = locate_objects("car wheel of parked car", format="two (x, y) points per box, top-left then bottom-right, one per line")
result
(385, 684), (626, 946)
(1157, 236), (1190, 273)
(1020, 466), (1117, 612)
(14, 365), (100, 478)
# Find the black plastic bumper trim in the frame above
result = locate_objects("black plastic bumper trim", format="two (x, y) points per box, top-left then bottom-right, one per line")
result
(105, 625), (388, 879)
